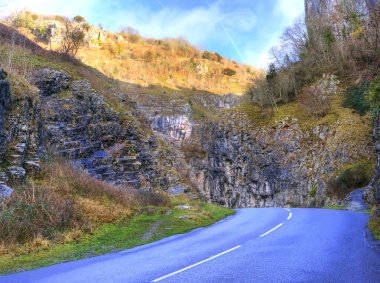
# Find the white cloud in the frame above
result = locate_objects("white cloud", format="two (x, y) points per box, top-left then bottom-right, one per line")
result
(110, 5), (223, 45)
(275, 0), (305, 25)
(244, 0), (304, 68)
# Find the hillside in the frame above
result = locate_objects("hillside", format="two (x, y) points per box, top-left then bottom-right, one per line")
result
(6, 11), (257, 95)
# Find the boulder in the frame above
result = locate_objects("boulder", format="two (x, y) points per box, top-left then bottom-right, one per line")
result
(168, 185), (186, 196)
(30, 68), (70, 96)
(345, 189), (369, 211)
(25, 160), (41, 176)
(0, 183), (13, 200)
(6, 166), (26, 183)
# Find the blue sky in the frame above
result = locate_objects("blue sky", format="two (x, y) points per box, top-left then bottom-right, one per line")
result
(4, 0), (305, 68)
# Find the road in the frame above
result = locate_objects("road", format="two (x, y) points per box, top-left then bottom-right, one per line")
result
(1, 208), (380, 283)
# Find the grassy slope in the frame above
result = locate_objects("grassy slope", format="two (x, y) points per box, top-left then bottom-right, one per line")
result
(12, 16), (258, 95)
(0, 201), (234, 274)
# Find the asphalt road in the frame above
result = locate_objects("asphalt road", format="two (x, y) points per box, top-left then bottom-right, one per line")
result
(2, 208), (380, 283)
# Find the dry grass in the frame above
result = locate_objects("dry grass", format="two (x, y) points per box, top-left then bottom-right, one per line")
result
(0, 159), (169, 254)
(4, 17), (258, 95)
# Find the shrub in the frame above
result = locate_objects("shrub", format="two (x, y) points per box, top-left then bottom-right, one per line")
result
(181, 141), (207, 162)
(11, 11), (36, 30)
(223, 68), (236, 76)
(368, 209), (380, 241)
(73, 15), (86, 23)
(215, 52), (223, 62)
(60, 19), (86, 56)
(0, 159), (169, 247)
(0, 186), (83, 244)
(202, 51), (212, 60)
(327, 161), (373, 198)
(309, 183), (317, 198)
(342, 81), (370, 115)
(143, 51), (154, 62)
(300, 86), (331, 117)
(368, 76), (380, 114)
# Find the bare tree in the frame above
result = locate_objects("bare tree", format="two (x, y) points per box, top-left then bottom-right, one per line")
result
(60, 18), (85, 56)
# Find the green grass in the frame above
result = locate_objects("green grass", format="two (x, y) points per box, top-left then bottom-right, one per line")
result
(322, 204), (346, 210)
(368, 212), (380, 241)
(0, 202), (234, 274)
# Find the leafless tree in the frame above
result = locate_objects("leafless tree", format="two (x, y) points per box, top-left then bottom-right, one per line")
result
(60, 18), (85, 56)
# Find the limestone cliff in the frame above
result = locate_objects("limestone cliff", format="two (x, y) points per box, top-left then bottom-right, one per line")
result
(0, 68), (182, 198)
(129, 80), (373, 208)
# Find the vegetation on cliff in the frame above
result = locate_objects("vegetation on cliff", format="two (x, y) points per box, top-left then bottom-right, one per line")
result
(244, 1), (380, 235)
(5, 11), (257, 95)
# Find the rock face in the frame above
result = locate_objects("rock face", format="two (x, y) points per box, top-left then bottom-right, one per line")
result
(34, 75), (164, 189)
(30, 68), (70, 96)
(305, 0), (379, 18)
(0, 68), (11, 156)
(189, 120), (338, 207)
(0, 184), (13, 200)
(0, 68), (40, 196)
(0, 68), (177, 194)
(0, 67), (374, 208)
(371, 115), (380, 205)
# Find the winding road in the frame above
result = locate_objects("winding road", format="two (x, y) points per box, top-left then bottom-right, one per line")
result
(2, 208), (380, 283)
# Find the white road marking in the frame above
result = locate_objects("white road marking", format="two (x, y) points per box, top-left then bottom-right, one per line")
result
(287, 213), (292, 220)
(284, 208), (291, 212)
(151, 245), (242, 282)
(259, 223), (284, 237)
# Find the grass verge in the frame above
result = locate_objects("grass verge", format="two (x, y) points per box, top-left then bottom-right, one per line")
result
(0, 200), (233, 274)
(368, 210), (380, 241)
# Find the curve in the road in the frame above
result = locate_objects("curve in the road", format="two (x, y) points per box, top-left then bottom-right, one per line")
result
(1, 208), (379, 283)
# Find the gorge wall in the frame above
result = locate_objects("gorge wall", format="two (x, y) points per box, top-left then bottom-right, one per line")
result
(129, 79), (373, 208)
(0, 68), (181, 198)
(0, 65), (374, 208)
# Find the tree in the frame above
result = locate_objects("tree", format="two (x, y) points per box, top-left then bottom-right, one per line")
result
(73, 15), (86, 23)
(60, 18), (85, 56)
(222, 68), (236, 76)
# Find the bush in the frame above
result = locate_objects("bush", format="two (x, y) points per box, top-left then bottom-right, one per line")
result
(0, 186), (83, 244)
(300, 86), (331, 117)
(223, 68), (236, 76)
(202, 51), (212, 60)
(368, 209), (380, 241)
(368, 76), (380, 114)
(11, 11), (36, 30)
(0, 160), (169, 247)
(181, 141), (206, 162)
(343, 81), (370, 115)
(73, 15), (86, 23)
(327, 161), (373, 198)
(215, 52), (223, 62)
(60, 19), (86, 56)
(127, 34), (140, 43)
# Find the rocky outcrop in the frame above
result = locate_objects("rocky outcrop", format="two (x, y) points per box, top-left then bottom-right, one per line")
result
(0, 68), (42, 198)
(0, 68), (178, 194)
(305, 0), (379, 18)
(186, 113), (372, 208)
(0, 68), (11, 158)
(0, 184), (13, 199)
(150, 115), (192, 141)
(371, 115), (380, 205)
(30, 68), (70, 96)
(32, 72), (165, 189)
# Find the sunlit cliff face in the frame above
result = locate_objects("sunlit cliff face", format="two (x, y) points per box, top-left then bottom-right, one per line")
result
(305, 0), (379, 18)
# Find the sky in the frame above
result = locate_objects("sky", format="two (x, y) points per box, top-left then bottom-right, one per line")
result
(2, 0), (305, 69)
